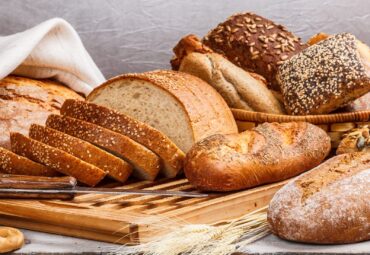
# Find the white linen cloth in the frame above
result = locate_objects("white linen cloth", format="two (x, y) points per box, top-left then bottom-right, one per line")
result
(0, 18), (105, 96)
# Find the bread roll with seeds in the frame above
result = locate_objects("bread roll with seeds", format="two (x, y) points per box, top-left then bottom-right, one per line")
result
(10, 133), (106, 186)
(268, 152), (370, 244)
(0, 147), (58, 177)
(202, 12), (307, 91)
(46, 114), (160, 181)
(29, 124), (132, 183)
(278, 33), (370, 115)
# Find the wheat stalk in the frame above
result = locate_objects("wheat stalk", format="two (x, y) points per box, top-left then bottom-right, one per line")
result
(114, 206), (270, 255)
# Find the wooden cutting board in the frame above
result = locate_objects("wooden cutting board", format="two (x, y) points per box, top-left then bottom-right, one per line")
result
(0, 178), (288, 244)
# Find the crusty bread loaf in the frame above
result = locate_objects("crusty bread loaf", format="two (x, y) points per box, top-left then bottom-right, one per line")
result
(173, 35), (285, 113)
(336, 125), (369, 154)
(0, 76), (83, 149)
(29, 124), (132, 183)
(0, 147), (58, 177)
(10, 133), (106, 186)
(46, 114), (160, 181)
(60, 100), (183, 178)
(268, 152), (370, 244)
(202, 12), (307, 91)
(86, 70), (238, 153)
(184, 122), (330, 191)
(278, 33), (370, 115)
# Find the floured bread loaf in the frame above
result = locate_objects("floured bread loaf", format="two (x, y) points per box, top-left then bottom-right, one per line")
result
(268, 152), (370, 244)
(87, 70), (238, 152)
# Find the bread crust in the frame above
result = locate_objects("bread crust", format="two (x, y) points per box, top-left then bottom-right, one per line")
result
(268, 152), (370, 244)
(184, 122), (330, 191)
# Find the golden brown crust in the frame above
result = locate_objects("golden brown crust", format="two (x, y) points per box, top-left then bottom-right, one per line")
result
(10, 132), (106, 187)
(29, 124), (132, 183)
(307, 32), (329, 45)
(0, 76), (83, 149)
(268, 152), (370, 244)
(202, 12), (307, 91)
(0, 227), (24, 253)
(0, 147), (58, 177)
(336, 125), (370, 154)
(46, 114), (160, 181)
(184, 122), (330, 191)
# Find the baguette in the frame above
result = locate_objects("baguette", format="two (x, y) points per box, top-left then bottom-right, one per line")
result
(29, 124), (132, 183)
(0, 147), (58, 177)
(46, 114), (160, 181)
(10, 133), (106, 186)
(184, 122), (331, 191)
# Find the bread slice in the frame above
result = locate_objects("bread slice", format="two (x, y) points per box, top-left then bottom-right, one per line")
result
(86, 70), (238, 152)
(29, 124), (132, 183)
(0, 147), (58, 177)
(60, 99), (185, 178)
(10, 133), (106, 186)
(46, 114), (161, 181)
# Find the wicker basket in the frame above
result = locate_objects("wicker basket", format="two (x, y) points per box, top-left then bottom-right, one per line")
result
(231, 109), (370, 148)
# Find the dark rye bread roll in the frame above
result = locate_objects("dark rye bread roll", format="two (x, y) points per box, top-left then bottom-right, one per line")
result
(278, 33), (370, 115)
(184, 122), (330, 191)
(268, 152), (370, 244)
(202, 12), (307, 91)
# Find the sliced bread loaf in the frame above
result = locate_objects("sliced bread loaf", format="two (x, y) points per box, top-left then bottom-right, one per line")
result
(86, 70), (238, 152)
(29, 124), (132, 183)
(10, 133), (106, 186)
(46, 114), (161, 181)
(60, 99), (185, 178)
(0, 147), (58, 177)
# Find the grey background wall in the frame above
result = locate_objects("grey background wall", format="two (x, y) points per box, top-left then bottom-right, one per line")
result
(1, 0), (369, 78)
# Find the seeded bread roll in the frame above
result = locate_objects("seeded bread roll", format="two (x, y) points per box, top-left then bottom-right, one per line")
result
(202, 12), (307, 91)
(268, 152), (370, 244)
(278, 33), (370, 115)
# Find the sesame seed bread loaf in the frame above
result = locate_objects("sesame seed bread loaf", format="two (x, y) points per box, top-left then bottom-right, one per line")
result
(60, 99), (184, 178)
(29, 124), (132, 183)
(10, 133), (106, 186)
(278, 33), (370, 115)
(86, 70), (238, 153)
(268, 152), (370, 244)
(202, 12), (307, 91)
(184, 122), (331, 191)
(172, 34), (285, 113)
(0, 76), (83, 149)
(46, 114), (160, 181)
(0, 147), (58, 177)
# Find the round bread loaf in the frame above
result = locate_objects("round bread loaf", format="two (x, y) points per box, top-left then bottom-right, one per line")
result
(0, 76), (83, 149)
(202, 12), (307, 91)
(268, 152), (370, 244)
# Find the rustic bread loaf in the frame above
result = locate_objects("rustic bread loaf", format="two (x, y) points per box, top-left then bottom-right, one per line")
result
(46, 114), (160, 181)
(336, 125), (369, 154)
(184, 122), (330, 191)
(0, 76), (83, 149)
(10, 133), (106, 186)
(86, 70), (238, 153)
(29, 124), (132, 183)
(278, 33), (370, 115)
(202, 12), (307, 91)
(268, 152), (370, 244)
(172, 35), (285, 113)
(60, 100), (182, 178)
(0, 147), (58, 177)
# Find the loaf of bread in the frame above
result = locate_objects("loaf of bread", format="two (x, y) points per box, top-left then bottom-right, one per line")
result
(46, 114), (160, 181)
(0, 76), (83, 149)
(172, 35), (285, 113)
(202, 12), (307, 91)
(0, 147), (58, 177)
(86, 70), (238, 153)
(336, 125), (369, 154)
(60, 99), (184, 178)
(184, 122), (330, 191)
(29, 124), (133, 183)
(268, 152), (370, 244)
(278, 33), (370, 115)
(10, 133), (106, 186)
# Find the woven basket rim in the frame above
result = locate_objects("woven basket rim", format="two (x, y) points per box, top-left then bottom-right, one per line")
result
(231, 108), (370, 124)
